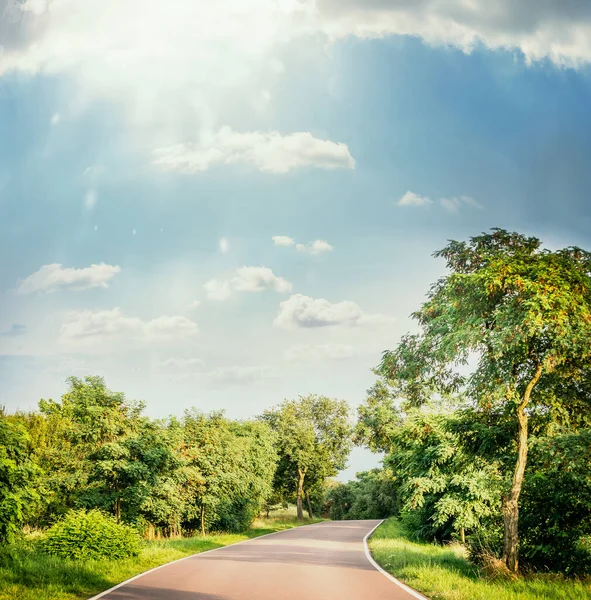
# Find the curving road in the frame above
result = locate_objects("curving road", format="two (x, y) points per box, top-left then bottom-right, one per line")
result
(90, 520), (426, 600)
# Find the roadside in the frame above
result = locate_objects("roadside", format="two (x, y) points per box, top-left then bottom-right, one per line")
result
(369, 518), (591, 600)
(0, 508), (323, 600)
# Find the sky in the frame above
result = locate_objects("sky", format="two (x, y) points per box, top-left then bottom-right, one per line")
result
(2, 0), (591, 480)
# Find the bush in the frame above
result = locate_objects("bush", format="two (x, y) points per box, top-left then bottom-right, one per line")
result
(39, 509), (141, 560)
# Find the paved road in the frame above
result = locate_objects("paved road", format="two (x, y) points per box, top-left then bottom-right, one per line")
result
(92, 520), (424, 600)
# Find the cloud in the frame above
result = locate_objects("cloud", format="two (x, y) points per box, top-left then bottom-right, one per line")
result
(60, 308), (198, 345)
(232, 266), (292, 293)
(205, 266), (292, 300)
(188, 300), (201, 309)
(204, 279), (233, 301)
(152, 127), (355, 174)
(440, 195), (483, 213)
(219, 237), (229, 254)
(272, 235), (295, 247)
(296, 239), (333, 255)
(1, 324), (27, 337)
(284, 343), (357, 362)
(316, 1), (591, 68)
(398, 191), (432, 207)
(273, 235), (333, 255)
(50, 112), (60, 125)
(207, 365), (277, 385)
(274, 293), (392, 329)
(16, 262), (120, 294)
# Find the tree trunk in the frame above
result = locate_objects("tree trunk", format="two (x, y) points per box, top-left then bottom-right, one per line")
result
(502, 363), (543, 574)
(305, 490), (314, 519)
(460, 527), (465, 545)
(200, 505), (206, 537)
(296, 469), (306, 521)
(116, 494), (121, 524)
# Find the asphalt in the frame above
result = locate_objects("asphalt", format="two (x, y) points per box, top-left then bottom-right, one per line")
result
(92, 520), (425, 600)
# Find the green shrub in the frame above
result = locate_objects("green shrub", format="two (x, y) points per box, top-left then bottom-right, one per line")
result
(39, 509), (141, 560)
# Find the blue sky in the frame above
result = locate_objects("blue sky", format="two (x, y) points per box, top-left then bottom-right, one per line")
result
(2, 0), (591, 479)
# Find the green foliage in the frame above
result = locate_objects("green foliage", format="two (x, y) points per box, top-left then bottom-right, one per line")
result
(325, 469), (399, 520)
(0, 414), (39, 544)
(181, 410), (277, 534)
(261, 394), (352, 519)
(519, 430), (591, 574)
(368, 229), (591, 572)
(39, 509), (141, 560)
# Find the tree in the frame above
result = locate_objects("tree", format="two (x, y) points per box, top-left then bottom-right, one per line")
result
(37, 376), (148, 523)
(383, 409), (501, 543)
(261, 395), (352, 520)
(182, 410), (277, 535)
(375, 229), (591, 573)
(0, 413), (39, 544)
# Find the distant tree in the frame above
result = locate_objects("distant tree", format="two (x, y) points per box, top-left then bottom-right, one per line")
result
(374, 229), (591, 573)
(261, 395), (352, 520)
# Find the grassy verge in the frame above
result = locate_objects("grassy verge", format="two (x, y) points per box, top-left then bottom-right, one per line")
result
(369, 518), (591, 600)
(0, 508), (324, 600)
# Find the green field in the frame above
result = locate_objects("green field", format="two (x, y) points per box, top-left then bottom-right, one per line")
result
(0, 508), (323, 600)
(369, 518), (591, 600)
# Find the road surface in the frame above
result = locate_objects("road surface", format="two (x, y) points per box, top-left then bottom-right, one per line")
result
(91, 520), (426, 600)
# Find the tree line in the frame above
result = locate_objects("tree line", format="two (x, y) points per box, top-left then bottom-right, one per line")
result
(1, 381), (352, 543)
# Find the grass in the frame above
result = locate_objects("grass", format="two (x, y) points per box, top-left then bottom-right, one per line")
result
(0, 507), (324, 600)
(369, 518), (591, 600)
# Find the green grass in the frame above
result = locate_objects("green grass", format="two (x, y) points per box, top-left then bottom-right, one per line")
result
(369, 518), (591, 600)
(0, 507), (323, 600)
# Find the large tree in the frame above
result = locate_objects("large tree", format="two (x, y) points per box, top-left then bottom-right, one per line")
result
(375, 229), (591, 573)
(261, 394), (352, 520)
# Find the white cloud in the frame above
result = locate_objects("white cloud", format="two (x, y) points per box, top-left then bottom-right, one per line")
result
(188, 300), (201, 309)
(232, 266), (292, 294)
(398, 191), (432, 207)
(207, 365), (277, 385)
(50, 112), (60, 125)
(60, 308), (198, 345)
(274, 293), (392, 329)
(152, 127), (355, 174)
(84, 189), (97, 210)
(204, 279), (232, 301)
(317, 1), (591, 68)
(440, 195), (483, 213)
(274, 235), (333, 255)
(205, 266), (292, 300)
(219, 237), (229, 254)
(272, 235), (295, 247)
(295, 239), (333, 255)
(284, 343), (356, 362)
(16, 262), (120, 294)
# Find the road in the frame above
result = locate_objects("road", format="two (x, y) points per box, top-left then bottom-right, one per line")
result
(90, 520), (425, 600)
